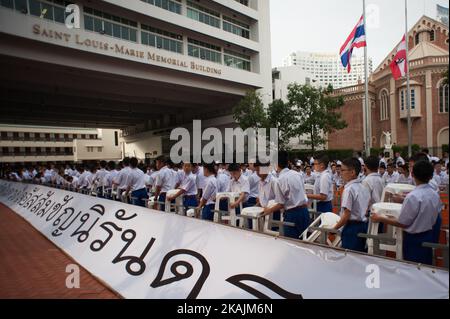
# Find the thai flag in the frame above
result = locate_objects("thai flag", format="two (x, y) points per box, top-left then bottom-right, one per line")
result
(390, 35), (408, 80)
(340, 15), (367, 73)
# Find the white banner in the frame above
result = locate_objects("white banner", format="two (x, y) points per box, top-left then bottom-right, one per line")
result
(0, 180), (448, 299)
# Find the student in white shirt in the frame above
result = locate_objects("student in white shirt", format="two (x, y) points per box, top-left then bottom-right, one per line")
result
(307, 156), (334, 214)
(378, 163), (387, 180)
(196, 164), (218, 221)
(113, 158), (132, 201)
(93, 161), (109, 198)
(397, 164), (414, 185)
(362, 156), (385, 212)
(304, 166), (316, 185)
(263, 152), (310, 239)
(227, 163), (250, 216)
(372, 160), (442, 265)
(246, 163), (261, 207)
(383, 163), (400, 185)
(255, 162), (280, 228)
(153, 156), (176, 211)
(103, 161), (118, 199)
(167, 162), (198, 212)
(125, 157), (149, 207)
(333, 158), (370, 252)
(395, 152), (406, 167)
(333, 164), (344, 189)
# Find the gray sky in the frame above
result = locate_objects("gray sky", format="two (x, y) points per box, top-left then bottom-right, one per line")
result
(270, 0), (449, 69)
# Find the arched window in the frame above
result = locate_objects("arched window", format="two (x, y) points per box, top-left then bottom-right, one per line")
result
(439, 82), (449, 113)
(380, 90), (390, 121)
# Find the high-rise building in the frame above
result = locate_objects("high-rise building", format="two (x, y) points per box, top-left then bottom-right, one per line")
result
(283, 51), (373, 89)
(0, 0), (272, 159)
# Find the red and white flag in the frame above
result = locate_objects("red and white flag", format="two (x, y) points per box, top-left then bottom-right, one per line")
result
(390, 35), (408, 80)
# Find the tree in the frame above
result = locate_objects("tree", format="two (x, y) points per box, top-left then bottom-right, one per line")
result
(288, 83), (347, 154)
(266, 99), (297, 151)
(232, 90), (268, 131)
(443, 68), (449, 85)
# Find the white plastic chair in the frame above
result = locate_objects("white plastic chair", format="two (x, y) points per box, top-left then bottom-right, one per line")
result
(165, 189), (184, 215)
(381, 183), (415, 202)
(304, 184), (318, 219)
(368, 202), (403, 260)
(241, 207), (264, 231)
(214, 192), (244, 228)
(262, 200), (284, 236)
(300, 213), (341, 247)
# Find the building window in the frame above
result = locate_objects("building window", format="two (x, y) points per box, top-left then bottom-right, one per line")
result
(84, 6), (137, 42)
(29, 0), (73, 24)
(97, 147), (103, 152)
(430, 30), (435, 41)
(223, 16), (250, 39)
(415, 33), (420, 45)
(224, 49), (251, 71)
(141, 24), (183, 54)
(188, 38), (222, 64)
(1, 0), (28, 13)
(400, 88), (417, 112)
(140, 0), (181, 14)
(439, 82), (449, 113)
(380, 90), (390, 121)
(87, 146), (94, 152)
(186, 1), (221, 29)
(234, 0), (249, 6)
(114, 131), (119, 146)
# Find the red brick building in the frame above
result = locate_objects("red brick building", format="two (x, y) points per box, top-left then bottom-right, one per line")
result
(329, 16), (449, 156)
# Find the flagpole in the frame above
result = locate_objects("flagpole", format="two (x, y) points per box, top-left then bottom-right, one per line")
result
(405, 0), (413, 157)
(363, 0), (371, 156)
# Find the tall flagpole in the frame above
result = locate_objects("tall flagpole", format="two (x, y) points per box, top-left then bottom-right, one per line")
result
(363, 0), (371, 156)
(405, 0), (413, 157)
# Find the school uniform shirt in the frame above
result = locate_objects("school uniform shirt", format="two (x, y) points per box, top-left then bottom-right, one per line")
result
(397, 174), (414, 185)
(304, 173), (316, 186)
(248, 171), (261, 199)
(274, 168), (308, 211)
(216, 171), (231, 193)
(104, 169), (119, 188)
(358, 157), (365, 166)
(155, 166), (176, 193)
(175, 169), (185, 187)
(398, 184), (441, 234)
(94, 168), (109, 187)
(258, 174), (277, 208)
(396, 156), (406, 167)
(114, 166), (132, 190)
(340, 179), (370, 222)
(333, 173), (344, 188)
(228, 174), (250, 202)
(127, 168), (147, 192)
(179, 172), (198, 196)
(202, 175), (218, 205)
(78, 171), (93, 189)
(86, 172), (96, 188)
(146, 170), (158, 188)
(383, 171), (400, 185)
(71, 176), (79, 188)
(314, 170), (334, 202)
(442, 172), (449, 186)
(22, 170), (32, 181)
(43, 169), (53, 183)
(196, 166), (206, 190)
(432, 173), (442, 187)
(362, 173), (384, 210)
(379, 158), (387, 167)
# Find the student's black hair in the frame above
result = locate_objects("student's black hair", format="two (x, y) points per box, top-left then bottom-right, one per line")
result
(203, 163), (216, 176)
(317, 155), (330, 168)
(410, 152), (429, 163)
(228, 163), (241, 172)
(107, 161), (116, 170)
(421, 148), (430, 155)
(365, 156), (379, 171)
(387, 163), (395, 169)
(278, 151), (289, 169)
(100, 160), (107, 168)
(412, 160), (434, 183)
(357, 152), (363, 157)
(342, 158), (362, 176)
(122, 157), (131, 166)
(130, 157), (138, 168)
(155, 155), (167, 164)
(379, 163), (387, 169)
(254, 161), (270, 167)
